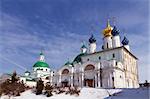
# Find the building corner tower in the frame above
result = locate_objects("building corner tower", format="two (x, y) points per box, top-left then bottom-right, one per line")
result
(122, 36), (130, 51)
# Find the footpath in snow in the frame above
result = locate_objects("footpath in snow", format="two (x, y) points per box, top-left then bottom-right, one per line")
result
(1, 87), (149, 99)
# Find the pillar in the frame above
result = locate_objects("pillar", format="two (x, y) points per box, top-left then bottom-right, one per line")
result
(97, 62), (101, 87)
(59, 73), (62, 86)
(71, 67), (74, 87)
(95, 73), (97, 88)
(50, 72), (53, 86)
(81, 67), (84, 87)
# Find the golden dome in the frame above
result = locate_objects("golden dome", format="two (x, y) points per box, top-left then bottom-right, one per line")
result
(102, 19), (113, 37)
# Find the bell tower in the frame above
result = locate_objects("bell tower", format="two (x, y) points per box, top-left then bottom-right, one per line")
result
(102, 19), (113, 50)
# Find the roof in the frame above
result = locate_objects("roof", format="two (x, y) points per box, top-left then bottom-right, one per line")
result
(73, 53), (87, 63)
(81, 46), (138, 60)
(25, 71), (30, 73)
(33, 61), (49, 68)
(64, 61), (72, 66)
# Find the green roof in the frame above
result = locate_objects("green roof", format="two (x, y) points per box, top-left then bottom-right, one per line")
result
(33, 61), (49, 68)
(73, 53), (87, 63)
(64, 61), (72, 66)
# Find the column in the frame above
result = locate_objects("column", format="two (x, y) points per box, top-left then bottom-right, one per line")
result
(81, 67), (84, 87)
(109, 73), (112, 88)
(71, 67), (74, 87)
(95, 73), (97, 88)
(81, 73), (84, 87)
(98, 72), (101, 87)
(50, 72), (53, 86)
(59, 73), (61, 86)
(97, 62), (101, 88)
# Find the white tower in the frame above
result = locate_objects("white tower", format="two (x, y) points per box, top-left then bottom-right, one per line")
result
(102, 19), (113, 50)
(80, 43), (87, 53)
(112, 26), (121, 48)
(122, 36), (130, 51)
(89, 34), (96, 53)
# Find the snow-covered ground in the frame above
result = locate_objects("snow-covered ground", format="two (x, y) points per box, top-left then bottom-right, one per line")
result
(1, 87), (149, 99)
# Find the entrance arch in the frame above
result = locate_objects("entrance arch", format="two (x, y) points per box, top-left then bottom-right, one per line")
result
(61, 69), (69, 87)
(62, 69), (69, 74)
(84, 64), (95, 87)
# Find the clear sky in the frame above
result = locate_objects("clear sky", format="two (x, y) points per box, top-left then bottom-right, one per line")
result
(0, 0), (149, 82)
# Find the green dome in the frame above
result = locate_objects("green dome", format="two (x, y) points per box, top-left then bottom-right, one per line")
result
(33, 61), (49, 68)
(73, 53), (87, 63)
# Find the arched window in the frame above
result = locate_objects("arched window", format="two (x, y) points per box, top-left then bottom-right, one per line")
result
(62, 69), (69, 74)
(46, 76), (49, 80)
(107, 43), (109, 48)
(84, 64), (95, 71)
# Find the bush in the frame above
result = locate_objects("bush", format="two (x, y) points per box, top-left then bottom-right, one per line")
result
(45, 83), (53, 97)
(36, 78), (44, 95)
(0, 71), (27, 96)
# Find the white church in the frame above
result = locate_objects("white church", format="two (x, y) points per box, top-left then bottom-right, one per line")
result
(20, 20), (139, 88)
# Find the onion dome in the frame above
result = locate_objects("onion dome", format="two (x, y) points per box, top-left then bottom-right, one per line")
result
(73, 53), (87, 63)
(121, 36), (129, 45)
(81, 44), (87, 49)
(33, 61), (49, 68)
(102, 19), (113, 37)
(111, 26), (120, 36)
(89, 34), (96, 43)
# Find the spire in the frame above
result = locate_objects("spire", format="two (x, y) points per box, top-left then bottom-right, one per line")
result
(89, 34), (96, 43)
(107, 19), (111, 27)
(81, 41), (87, 49)
(39, 50), (45, 62)
(40, 50), (44, 55)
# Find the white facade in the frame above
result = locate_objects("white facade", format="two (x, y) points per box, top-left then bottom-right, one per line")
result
(52, 22), (139, 88)
(54, 47), (139, 88)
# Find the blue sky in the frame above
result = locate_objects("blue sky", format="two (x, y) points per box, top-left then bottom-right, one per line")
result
(0, 0), (149, 82)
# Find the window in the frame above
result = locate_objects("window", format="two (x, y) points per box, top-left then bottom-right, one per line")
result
(87, 58), (89, 61)
(112, 53), (115, 58)
(107, 43), (109, 48)
(46, 77), (49, 80)
(46, 69), (47, 71)
(120, 75), (122, 78)
(116, 62), (117, 66)
(99, 56), (101, 60)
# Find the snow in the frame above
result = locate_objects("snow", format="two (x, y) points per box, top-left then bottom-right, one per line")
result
(1, 88), (149, 99)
